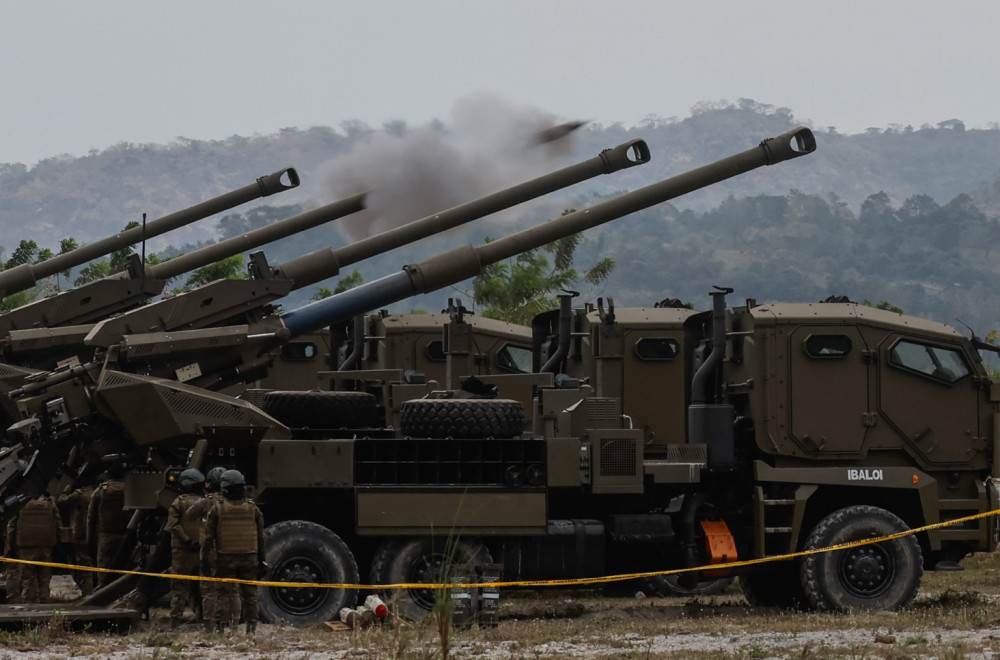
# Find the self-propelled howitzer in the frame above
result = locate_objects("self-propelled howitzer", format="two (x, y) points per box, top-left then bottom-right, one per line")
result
(0, 167), (299, 299)
(0, 127), (814, 621)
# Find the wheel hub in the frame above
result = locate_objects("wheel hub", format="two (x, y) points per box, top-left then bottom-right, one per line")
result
(407, 554), (448, 610)
(271, 556), (329, 615)
(839, 545), (894, 598)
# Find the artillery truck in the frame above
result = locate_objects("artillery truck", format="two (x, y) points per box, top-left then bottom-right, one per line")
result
(1, 128), (821, 623)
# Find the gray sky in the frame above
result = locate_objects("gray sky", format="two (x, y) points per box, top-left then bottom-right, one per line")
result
(2, 0), (998, 167)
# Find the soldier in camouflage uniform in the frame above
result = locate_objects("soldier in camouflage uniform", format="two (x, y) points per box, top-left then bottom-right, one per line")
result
(86, 463), (130, 587)
(201, 469), (265, 633)
(199, 467), (233, 629)
(57, 484), (95, 596)
(5, 494), (60, 602)
(165, 468), (208, 628)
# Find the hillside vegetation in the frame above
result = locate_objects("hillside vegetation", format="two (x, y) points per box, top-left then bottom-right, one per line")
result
(2, 100), (1000, 333)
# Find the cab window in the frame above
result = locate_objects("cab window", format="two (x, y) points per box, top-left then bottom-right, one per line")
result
(804, 334), (852, 358)
(425, 340), (446, 362)
(889, 340), (969, 384)
(497, 344), (532, 373)
(280, 342), (317, 362)
(635, 337), (679, 361)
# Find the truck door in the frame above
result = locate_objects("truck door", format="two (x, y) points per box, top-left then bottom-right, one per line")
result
(876, 335), (980, 466)
(787, 326), (871, 457)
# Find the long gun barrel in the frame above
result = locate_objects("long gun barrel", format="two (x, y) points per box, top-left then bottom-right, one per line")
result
(0, 167), (299, 298)
(83, 140), (651, 344)
(0, 193), (366, 336)
(131, 192), (367, 283)
(271, 139), (650, 289)
(281, 128), (816, 337)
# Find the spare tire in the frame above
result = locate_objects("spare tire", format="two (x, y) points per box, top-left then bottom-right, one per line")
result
(400, 399), (524, 439)
(262, 390), (377, 429)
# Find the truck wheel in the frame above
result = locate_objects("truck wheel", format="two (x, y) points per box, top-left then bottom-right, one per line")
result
(261, 390), (377, 429)
(369, 537), (493, 621)
(399, 399), (524, 439)
(643, 574), (733, 597)
(259, 520), (359, 625)
(801, 505), (922, 612)
(739, 563), (807, 609)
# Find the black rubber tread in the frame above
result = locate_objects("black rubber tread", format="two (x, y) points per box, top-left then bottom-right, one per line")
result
(739, 562), (808, 609)
(261, 390), (377, 429)
(801, 505), (922, 612)
(258, 520), (360, 625)
(643, 574), (733, 597)
(369, 537), (493, 621)
(399, 399), (525, 439)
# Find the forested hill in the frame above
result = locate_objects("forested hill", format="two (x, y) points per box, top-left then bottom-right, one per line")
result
(2, 100), (1000, 335)
(3, 101), (1000, 248)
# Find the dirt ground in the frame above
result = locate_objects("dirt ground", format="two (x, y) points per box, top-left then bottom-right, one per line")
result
(4, 567), (1000, 659)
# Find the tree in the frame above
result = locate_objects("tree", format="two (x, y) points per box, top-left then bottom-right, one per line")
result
(472, 223), (615, 324)
(863, 299), (904, 314)
(333, 270), (364, 295)
(4, 240), (39, 270)
(310, 286), (333, 302)
(310, 270), (364, 301)
(74, 261), (113, 285)
(178, 254), (246, 292)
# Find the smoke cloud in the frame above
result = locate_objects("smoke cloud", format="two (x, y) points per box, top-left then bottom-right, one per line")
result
(321, 93), (581, 241)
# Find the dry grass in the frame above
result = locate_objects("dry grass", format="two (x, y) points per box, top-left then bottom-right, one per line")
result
(3, 553), (1000, 658)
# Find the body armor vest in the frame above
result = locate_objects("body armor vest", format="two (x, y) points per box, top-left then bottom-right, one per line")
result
(217, 500), (257, 554)
(98, 481), (129, 534)
(16, 498), (58, 548)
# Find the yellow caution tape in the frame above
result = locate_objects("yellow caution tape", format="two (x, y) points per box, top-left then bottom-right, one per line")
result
(2, 507), (996, 590)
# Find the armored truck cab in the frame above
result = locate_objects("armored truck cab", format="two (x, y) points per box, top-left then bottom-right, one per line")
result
(241, 310), (534, 430)
(724, 300), (996, 568)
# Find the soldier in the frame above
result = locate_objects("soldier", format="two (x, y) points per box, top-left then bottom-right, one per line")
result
(201, 469), (265, 634)
(165, 468), (208, 628)
(57, 484), (95, 596)
(5, 494), (60, 603)
(199, 466), (231, 629)
(86, 462), (131, 587)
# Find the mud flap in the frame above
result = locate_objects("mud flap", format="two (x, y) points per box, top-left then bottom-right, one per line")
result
(700, 519), (737, 577)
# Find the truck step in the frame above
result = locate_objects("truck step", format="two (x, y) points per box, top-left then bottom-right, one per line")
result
(764, 526), (792, 534)
(762, 499), (796, 506)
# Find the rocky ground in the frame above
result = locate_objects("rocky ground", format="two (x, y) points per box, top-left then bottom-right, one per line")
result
(3, 567), (1000, 659)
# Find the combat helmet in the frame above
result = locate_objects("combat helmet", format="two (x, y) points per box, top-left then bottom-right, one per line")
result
(220, 469), (247, 499)
(205, 466), (226, 492)
(178, 468), (205, 492)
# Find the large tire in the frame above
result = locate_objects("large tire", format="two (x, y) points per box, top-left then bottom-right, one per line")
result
(643, 574), (733, 597)
(740, 562), (807, 609)
(369, 537), (493, 621)
(261, 390), (377, 429)
(258, 520), (359, 625)
(400, 399), (524, 439)
(801, 505), (922, 612)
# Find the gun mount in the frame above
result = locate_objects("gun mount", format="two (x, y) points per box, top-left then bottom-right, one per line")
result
(0, 168), (299, 299)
